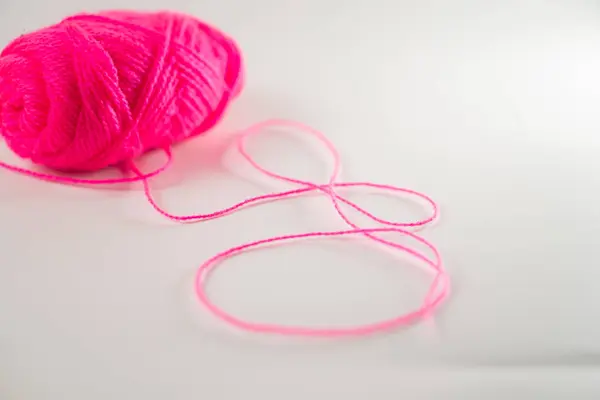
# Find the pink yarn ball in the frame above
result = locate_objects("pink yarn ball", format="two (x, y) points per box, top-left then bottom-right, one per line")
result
(0, 10), (243, 172)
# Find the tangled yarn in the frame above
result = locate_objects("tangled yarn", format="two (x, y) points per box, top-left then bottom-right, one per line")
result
(0, 10), (450, 337)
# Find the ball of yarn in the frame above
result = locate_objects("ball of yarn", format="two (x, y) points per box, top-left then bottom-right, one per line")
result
(0, 10), (243, 172)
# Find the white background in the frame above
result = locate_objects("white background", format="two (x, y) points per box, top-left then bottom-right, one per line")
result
(1, 0), (600, 398)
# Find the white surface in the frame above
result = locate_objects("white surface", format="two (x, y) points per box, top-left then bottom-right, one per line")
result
(1, 0), (600, 398)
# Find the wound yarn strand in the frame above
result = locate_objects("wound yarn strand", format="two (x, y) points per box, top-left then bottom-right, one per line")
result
(0, 10), (450, 337)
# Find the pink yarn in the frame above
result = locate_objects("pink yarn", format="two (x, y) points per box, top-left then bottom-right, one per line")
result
(0, 11), (450, 337)
(0, 10), (242, 171)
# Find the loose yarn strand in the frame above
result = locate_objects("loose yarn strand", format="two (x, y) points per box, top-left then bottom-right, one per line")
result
(126, 119), (450, 337)
(0, 149), (172, 185)
(0, 119), (450, 336)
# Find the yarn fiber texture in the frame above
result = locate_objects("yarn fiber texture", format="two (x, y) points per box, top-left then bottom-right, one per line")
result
(0, 10), (243, 172)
